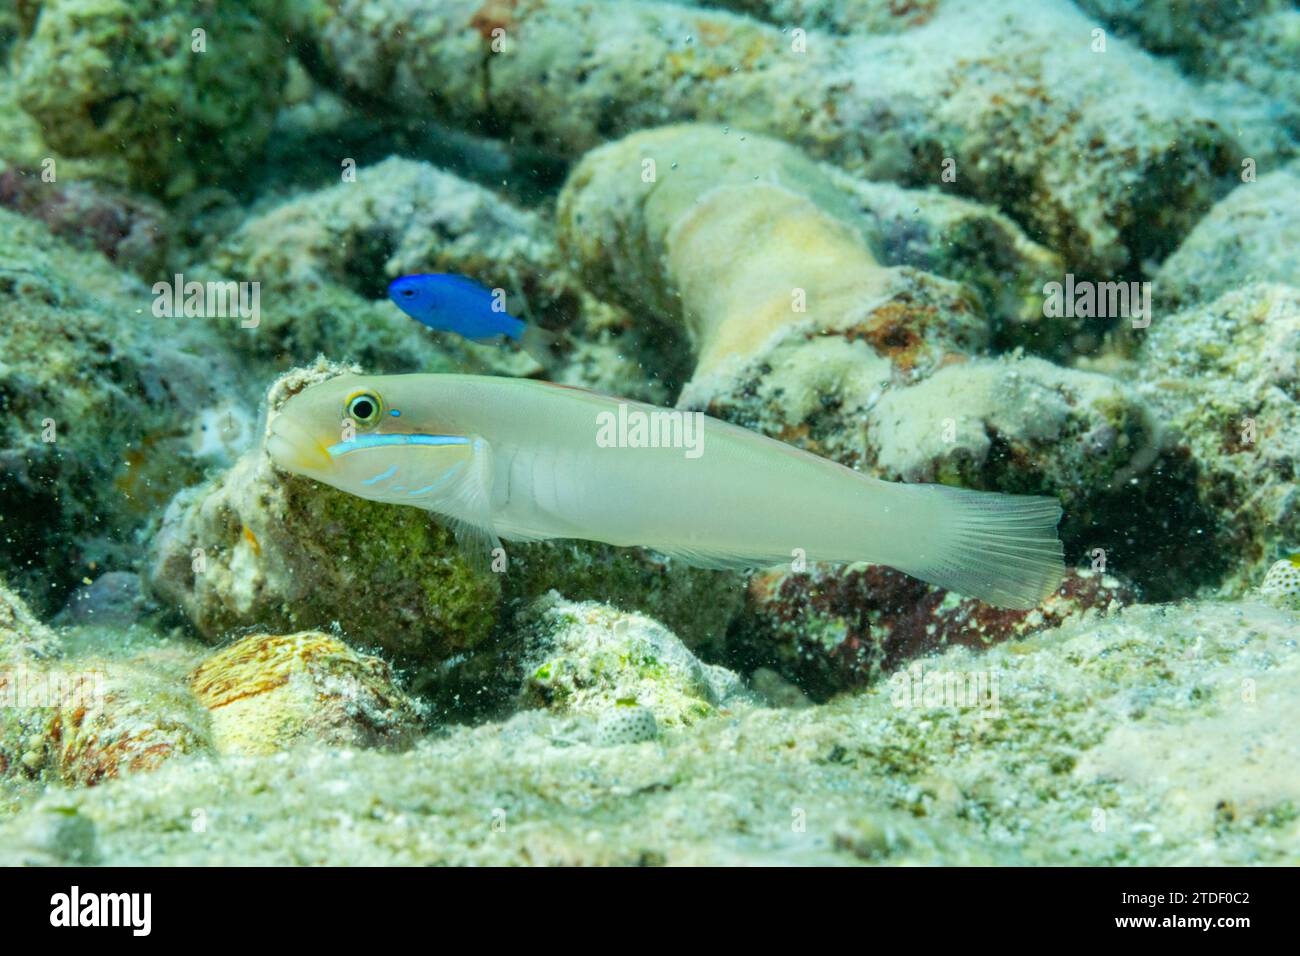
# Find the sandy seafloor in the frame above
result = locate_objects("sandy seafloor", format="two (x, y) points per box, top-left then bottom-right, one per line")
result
(0, 1), (1298, 865)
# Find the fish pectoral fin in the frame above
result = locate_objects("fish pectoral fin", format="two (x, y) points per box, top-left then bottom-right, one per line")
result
(442, 435), (504, 573)
(448, 517), (504, 574)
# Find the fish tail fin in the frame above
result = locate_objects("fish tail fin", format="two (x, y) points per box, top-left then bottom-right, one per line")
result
(519, 323), (557, 366)
(887, 484), (1065, 610)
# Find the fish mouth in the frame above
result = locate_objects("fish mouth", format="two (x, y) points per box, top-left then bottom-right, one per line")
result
(265, 411), (333, 475)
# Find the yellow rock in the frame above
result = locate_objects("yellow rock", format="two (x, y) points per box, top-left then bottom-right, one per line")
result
(188, 632), (422, 756)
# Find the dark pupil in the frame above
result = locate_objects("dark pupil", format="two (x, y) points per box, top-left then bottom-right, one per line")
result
(352, 399), (375, 420)
(402, 289), (414, 297)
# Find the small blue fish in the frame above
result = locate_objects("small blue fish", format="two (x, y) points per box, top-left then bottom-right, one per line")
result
(388, 273), (526, 343)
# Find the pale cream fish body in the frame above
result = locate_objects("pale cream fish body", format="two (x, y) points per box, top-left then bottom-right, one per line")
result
(267, 374), (1065, 609)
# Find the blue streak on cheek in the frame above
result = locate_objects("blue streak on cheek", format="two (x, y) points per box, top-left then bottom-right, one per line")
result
(362, 464), (398, 486)
(407, 468), (460, 496)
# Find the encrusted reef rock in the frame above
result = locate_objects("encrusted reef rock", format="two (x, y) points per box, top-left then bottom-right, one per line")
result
(860, 355), (1159, 505)
(209, 156), (551, 373)
(1, 578), (61, 664)
(1156, 163), (1300, 308)
(559, 122), (993, 416)
(146, 360), (502, 661)
(215, 156), (557, 305)
(0, 209), (247, 612)
(1, 594), (213, 790)
(704, 0), (941, 36)
(508, 593), (749, 727)
(1076, 1), (1298, 165)
(502, 542), (747, 660)
(735, 566), (1135, 699)
(207, 156), (659, 398)
(1, 612), (219, 801)
(259, 0), (1236, 272)
(719, 345), (1210, 599)
(1134, 283), (1300, 595)
(3, 596), (1295, 865)
(559, 125), (1203, 597)
(0, 166), (170, 277)
(821, 172), (1066, 356)
(12, 0), (287, 197)
(558, 123), (988, 400)
(188, 632), (423, 755)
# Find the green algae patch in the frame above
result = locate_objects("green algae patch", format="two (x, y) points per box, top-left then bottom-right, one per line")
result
(13, 0), (286, 197)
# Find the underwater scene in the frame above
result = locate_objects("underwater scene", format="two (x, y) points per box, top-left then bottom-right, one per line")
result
(0, 0), (1296, 868)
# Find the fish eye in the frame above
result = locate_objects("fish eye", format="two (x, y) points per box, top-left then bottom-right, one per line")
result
(345, 391), (382, 427)
(401, 288), (415, 297)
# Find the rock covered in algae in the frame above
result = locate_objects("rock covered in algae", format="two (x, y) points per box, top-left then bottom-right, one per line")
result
(1194, 8), (1300, 166)
(0, 44), (132, 188)
(12, 0), (286, 197)
(0, 805), (99, 865)
(0, 166), (170, 277)
(736, 566), (1135, 700)
(1133, 283), (1300, 595)
(1071, 0), (1280, 59)
(214, 156), (555, 300)
(0, 209), (248, 613)
(843, 352), (1218, 599)
(557, 124), (1207, 595)
(510, 593), (749, 727)
(188, 632), (423, 756)
(820, 170), (1066, 355)
(258, 0), (1236, 273)
(862, 355), (1157, 499)
(4, 596), (1294, 865)
(146, 359), (501, 661)
(1156, 163), (1300, 308)
(501, 541), (747, 660)
(1073, 1), (1298, 166)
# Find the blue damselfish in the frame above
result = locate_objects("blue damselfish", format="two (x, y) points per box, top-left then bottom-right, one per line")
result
(388, 273), (526, 343)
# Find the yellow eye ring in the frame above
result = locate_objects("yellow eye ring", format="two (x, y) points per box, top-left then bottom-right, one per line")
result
(344, 390), (383, 427)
